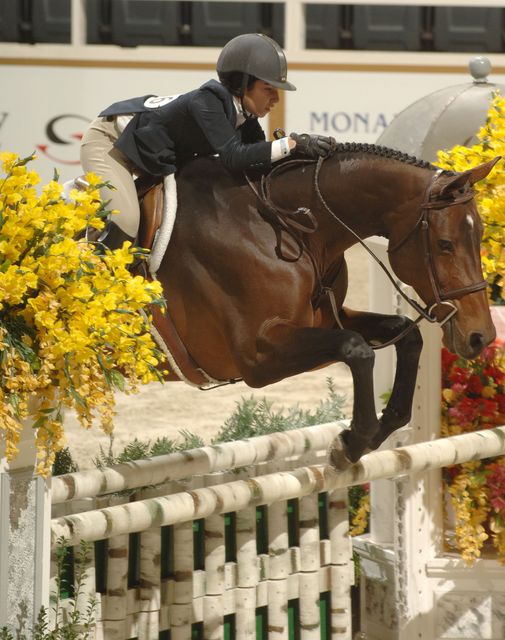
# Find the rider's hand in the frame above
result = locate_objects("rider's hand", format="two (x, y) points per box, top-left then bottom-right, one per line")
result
(290, 132), (336, 159)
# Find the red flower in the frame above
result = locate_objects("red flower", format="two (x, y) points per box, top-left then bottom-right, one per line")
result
(486, 462), (505, 513)
(480, 398), (499, 418)
(442, 348), (459, 371)
(467, 374), (484, 396)
(448, 396), (478, 425)
(482, 340), (504, 363)
(496, 393), (505, 414)
(484, 366), (505, 385)
(449, 367), (471, 386)
(444, 466), (460, 482)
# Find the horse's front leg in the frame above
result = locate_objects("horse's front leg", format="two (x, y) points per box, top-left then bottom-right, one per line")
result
(340, 309), (423, 451)
(243, 320), (380, 464)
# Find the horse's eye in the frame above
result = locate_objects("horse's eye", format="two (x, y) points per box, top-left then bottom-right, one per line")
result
(438, 239), (454, 253)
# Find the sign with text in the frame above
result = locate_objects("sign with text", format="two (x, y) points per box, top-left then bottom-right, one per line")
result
(1, 64), (503, 183)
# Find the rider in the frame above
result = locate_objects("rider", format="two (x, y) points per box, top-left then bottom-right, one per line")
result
(80, 33), (335, 249)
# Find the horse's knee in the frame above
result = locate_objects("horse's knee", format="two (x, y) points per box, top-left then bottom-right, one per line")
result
(341, 334), (375, 365)
(393, 316), (423, 352)
(403, 319), (423, 347)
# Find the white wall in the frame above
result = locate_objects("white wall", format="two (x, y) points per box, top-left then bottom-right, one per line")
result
(286, 69), (495, 139)
(1, 61), (504, 183)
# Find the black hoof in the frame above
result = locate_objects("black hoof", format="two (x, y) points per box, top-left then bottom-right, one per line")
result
(340, 428), (370, 464)
(328, 434), (353, 471)
(370, 411), (410, 450)
(369, 432), (385, 451)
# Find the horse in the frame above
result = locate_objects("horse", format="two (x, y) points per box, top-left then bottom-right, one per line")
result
(138, 142), (499, 468)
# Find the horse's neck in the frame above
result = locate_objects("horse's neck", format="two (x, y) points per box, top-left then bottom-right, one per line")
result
(314, 157), (433, 248)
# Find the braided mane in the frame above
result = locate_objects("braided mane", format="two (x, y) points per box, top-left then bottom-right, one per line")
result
(333, 142), (435, 170)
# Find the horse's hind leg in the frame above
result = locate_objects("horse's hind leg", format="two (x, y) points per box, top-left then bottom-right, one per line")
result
(248, 321), (381, 464)
(340, 309), (423, 451)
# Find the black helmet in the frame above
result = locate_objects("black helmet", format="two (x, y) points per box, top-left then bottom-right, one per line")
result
(217, 33), (296, 92)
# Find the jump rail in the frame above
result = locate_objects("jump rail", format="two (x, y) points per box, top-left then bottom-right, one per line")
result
(50, 422), (353, 640)
(51, 421), (345, 504)
(52, 425), (505, 546)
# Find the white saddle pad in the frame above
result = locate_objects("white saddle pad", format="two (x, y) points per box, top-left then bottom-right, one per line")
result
(148, 173), (177, 275)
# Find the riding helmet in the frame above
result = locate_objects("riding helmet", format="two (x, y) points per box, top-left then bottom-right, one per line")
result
(216, 33), (297, 91)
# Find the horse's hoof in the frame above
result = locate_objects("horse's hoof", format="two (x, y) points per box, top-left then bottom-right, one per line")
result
(372, 409), (410, 450)
(368, 435), (383, 451)
(328, 434), (353, 471)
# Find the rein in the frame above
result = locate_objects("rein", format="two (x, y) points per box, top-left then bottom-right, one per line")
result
(245, 159), (319, 262)
(248, 157), (486, 350)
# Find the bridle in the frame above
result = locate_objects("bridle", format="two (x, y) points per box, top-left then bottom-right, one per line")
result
(247, 158), (487, 349)
(314, 161), (486, 347)
(385, 168), (486, 327)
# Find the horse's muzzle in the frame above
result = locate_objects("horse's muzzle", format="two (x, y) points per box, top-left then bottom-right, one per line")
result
(442, 316), (496, 360)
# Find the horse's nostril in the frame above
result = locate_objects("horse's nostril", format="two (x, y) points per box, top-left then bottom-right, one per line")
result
(469, 331), (484, 353)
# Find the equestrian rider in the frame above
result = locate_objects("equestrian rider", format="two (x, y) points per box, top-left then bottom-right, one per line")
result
(80, 33), (335, 250)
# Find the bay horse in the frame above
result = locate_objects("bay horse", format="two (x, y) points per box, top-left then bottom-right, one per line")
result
(139, 143), (499, 467)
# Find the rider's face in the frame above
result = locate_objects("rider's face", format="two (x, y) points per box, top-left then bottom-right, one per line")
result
(243, 81), (280, 118)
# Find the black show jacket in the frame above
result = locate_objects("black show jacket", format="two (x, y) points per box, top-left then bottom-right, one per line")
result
(99, 80), (272, 177)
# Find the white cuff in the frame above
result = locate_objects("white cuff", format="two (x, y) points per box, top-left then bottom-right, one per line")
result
(271, 137), (291, 163)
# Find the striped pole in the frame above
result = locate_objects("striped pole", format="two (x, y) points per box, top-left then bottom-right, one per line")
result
(51, 426), (505, 547)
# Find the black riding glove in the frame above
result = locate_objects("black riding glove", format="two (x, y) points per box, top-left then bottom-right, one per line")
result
(290, 132), (336, 159)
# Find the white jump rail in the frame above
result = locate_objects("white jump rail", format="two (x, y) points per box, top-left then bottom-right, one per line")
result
(52, 426), (505, 546)
(51, 421), (345, 504)
(51, 422), (353, 639)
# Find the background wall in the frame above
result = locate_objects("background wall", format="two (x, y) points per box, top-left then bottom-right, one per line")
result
(1, 61), (503, 183)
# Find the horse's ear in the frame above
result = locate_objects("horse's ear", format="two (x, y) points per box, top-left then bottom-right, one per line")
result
(467, 156), (502, 185)
(439, 156), (502, 195)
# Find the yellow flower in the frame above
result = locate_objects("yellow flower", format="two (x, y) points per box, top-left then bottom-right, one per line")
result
(442, 388), (455, 403)
(446, 463), (490, 564)
(482, 385), (496, 398)
(437, 93), (505, 289)
(0, 153), (167, 476)
(350, 492), (370, 537)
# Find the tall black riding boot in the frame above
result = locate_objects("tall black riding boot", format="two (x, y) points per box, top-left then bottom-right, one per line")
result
(101, 222), (136, 251)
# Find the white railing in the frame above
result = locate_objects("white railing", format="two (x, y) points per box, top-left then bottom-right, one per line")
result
(51, 421), (352, 639)
(51, 421), (344, 504)
(52, 426), (505, 545)
(46, 423), (505, 639)
(3, 401), (505, 637)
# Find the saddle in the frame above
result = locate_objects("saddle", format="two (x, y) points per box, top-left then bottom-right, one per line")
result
(135, 174), (164, 253)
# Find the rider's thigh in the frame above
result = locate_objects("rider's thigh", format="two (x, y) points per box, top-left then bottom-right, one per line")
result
(81, 119), (140, 237)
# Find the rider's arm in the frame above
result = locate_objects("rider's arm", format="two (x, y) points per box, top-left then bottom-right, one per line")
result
(271, 137), (296, 162)
(189, 89), (273, 172)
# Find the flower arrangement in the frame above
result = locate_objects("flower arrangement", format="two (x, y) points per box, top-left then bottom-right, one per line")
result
(435, 92), (505, 564)
(0, 152), (165, 476)
(349, 87), (505, 549)
(441, 342), (505, 563)
(437, 92), (505, 300)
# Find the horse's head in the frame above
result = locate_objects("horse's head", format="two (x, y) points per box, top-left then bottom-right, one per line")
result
(388, 157), (501, 359)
